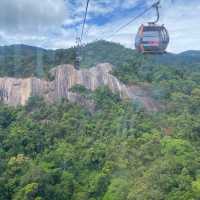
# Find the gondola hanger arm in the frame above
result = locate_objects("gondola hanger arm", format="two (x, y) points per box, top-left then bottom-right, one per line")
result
(149, 0), (160, 24)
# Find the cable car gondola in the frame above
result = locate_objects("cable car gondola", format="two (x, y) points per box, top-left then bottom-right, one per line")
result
(135, 1), (169, 54)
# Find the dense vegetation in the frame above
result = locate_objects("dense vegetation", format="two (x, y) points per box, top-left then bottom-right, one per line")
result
(0, 77), (200, 200)
(113, 53), (200, 101)
(0, 41), (200, 199)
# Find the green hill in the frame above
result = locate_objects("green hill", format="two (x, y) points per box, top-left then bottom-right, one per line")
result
(0, 40), (200, 78)
(0, 41), (200, 200)
(0, 44), (76, 78)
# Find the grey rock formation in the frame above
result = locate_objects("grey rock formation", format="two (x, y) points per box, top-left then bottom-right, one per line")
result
(0, 63), (159, 111)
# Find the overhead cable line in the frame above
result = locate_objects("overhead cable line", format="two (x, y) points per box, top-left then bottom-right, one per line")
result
(63, 0), (91, 69)
(102, 1), (160, 40)
(73, 0), (90, 70)
(80, 0), (90, 44)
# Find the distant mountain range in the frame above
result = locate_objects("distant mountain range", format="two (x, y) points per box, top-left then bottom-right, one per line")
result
(0, 40), (200, 78)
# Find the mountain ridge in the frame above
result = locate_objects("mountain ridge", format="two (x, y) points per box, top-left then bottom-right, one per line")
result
(1, 42), (200, 55)
(0, 40), (200, 78)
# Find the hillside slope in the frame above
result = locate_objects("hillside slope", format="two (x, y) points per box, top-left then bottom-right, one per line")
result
(0, 41), (200, 200)
(0, 68), (199, 200)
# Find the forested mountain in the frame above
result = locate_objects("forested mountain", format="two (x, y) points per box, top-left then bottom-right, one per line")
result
(0, 41), (200, 200)
(0, 40), (200, 78)
(0, 44), (76, 78)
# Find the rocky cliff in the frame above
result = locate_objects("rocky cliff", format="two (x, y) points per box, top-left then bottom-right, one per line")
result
(0, 63), (159, 111)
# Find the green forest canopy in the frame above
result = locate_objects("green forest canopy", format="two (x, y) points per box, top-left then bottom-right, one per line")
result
(0, 41), (200, 199)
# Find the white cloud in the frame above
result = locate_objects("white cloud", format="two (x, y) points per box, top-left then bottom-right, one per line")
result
(0, 0), (71, 48)
(160, 0), (200, 52)
(0, 0), (67, 33)
(0, 0), (199, 53)
(86, 0), (200, 53)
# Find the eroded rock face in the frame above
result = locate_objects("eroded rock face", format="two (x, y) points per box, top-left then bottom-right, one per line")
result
(0, 63), (159, 111)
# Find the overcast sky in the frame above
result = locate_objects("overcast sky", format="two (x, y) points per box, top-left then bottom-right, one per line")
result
(0, 0), (199, 53)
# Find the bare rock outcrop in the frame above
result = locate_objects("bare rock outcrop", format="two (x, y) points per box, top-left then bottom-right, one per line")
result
(0, 63), (159, 111)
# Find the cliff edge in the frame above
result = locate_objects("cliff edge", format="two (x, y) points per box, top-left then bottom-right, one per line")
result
(0, 63), (159, 111)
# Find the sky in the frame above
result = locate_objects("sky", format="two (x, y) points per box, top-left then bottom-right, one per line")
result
(0, 0), (199, 53)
